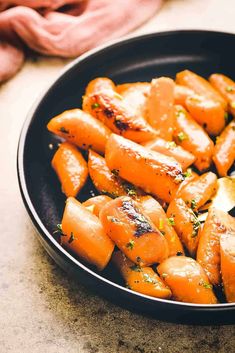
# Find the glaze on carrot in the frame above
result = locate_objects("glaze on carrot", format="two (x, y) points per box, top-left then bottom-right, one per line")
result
(209, 73), (235, 116)
(83, 195), (112, 217)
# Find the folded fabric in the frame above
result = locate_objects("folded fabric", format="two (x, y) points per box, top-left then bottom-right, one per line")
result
(0, 0), (162, 83)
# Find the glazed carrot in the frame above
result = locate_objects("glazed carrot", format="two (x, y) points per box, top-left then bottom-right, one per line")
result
(100, 196), (169, 266)
(105, 134), (184, 203)
(83, 90), (156, 143)
(47, 109), (111, 154)
(158, 256), (218, 304)
(173, 105), (214, 171)
(197, 208), (232, 287)
(175, 172), (218, 210)
(138, 196), (184, 257)
(142, 137), (196, 170)
(88, 149), (142, 198)
(167, 198), (201, 256)
(174, 84), (195, 107)
(146, 77), (175, 140)
(116, 82), (150, 95)
(185, 95), (225, 136)
(113, 251), (172, 298)
(213, 120), (235, 177)
(84, 77), (115, 96)
(83, 195), (112, 217)
(61, 197), (114, 270)
(170, 169), (199, 200)
(220, 213), (235, 302)
(51, 142), (88, 197)
(209, 73), (235, 116)
(176, 70), (227, 109)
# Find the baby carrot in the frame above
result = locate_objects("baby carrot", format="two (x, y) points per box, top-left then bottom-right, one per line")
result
(83, 195), (112, 217)
(84, 77), (115, 96)
(209, 73), (235, 116)
(174, 84), (195, 107)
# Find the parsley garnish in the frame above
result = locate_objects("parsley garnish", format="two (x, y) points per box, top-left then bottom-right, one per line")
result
(159, 218), (164, 230)
(143, 273), (157, 284)
(107, 216), (120, 223)
(167, 217), (175, 226)
(177, 131), (188, 142)
(53, 223), (63, 234)
(224, 112), (229, 123)
(226, 86), (234, 92)
(183, 168), (192, 178)
(129, 264), (142, 272)
(191, 199), (197, 210)
(91, 102), (100, 109)
(199, 280), (212, 289)
(166, 141), (176, 149)
(126, 239), (135, 250)
(68, 232), (77, 244)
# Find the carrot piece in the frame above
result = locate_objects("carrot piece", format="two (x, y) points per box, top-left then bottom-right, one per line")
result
(84, 77), (115, 96)
(176, 70), (227, 109)
(105, 134), (184, 203)
(138, 196), (184, 257)
(83, 90), (156, 143)
(213, 121), (235, 177)
(100, 196), (169, 266)
(170, 169), (199, 200)
(175, 172), (218, 210)
(173, 105), (214, 171)
(174, 84), (195, 107)
(209, 73), (235, 116)
(185, 95), (225, 136)
(197, 208), (233, 287)
(51, 142), (88, 197)
(143, 137), (196, 170)
(113, 251), (172, 298)
(47, 109), (111, 154)
(220, 213), (235, 302)
(158, 256), (218, 304)
(61, 197), (114, 270)
(88, 149), (141, 198)
(167, 198), (201, 256)
(146, 77), (175, 140)
(83, 195), (112, 217)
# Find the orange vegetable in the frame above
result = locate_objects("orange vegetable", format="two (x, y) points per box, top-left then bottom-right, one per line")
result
(170, 169), (199, 200)
(61, 197), (114, 270)
(197, 208), (232, 287)
(138, 196), (184, 257)
(47, 109), (111, 154)
(83, 195), (112, 217)
(51, 142), (88, 197)
(100, 196), (169, 266)
(143, 137), (196, 170)
(167, 198), (201, 256)
(209, 73), (235, 116)
(173, 105), (214, 171)
(176, 70), (227, 109)
(158, 256), (218, 304)
(175, 172), (217, 210)
(105, 134), (184, 203)
(84, 77), (115, 96)
(213, 120), (235, 177)
(174, 84), (195, 107)
(146, 77), (175, 140)
(113, 251), (172, 298)
(185, 95), (225, 136)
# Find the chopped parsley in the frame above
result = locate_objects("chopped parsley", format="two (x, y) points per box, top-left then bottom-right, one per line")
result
(107, 216), (120, 223)
(191, 199), (197, 210)
(166, 141), (177, 149)
(159, 218), (164, 230)
(122, 182), (137, 197)
(167, 217), (175, 226)
(226, 86), (234, 92)
(161, 273), (168, 279)
(143, 273), (157, 284)
(199, 280), (212, 289)
(126, 239), (135, 250)
(183, 168), (192, 178)
(91, 102), (100, 109)
(53, 223), (63, 234)
(68, 232), (77, 244)
(224, 112), (229, 123)
(129, 264), (142, 272)
(177, 131), (188, 142)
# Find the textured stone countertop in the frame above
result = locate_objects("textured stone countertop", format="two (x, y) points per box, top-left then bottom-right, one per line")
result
(1, 1), (235, 352)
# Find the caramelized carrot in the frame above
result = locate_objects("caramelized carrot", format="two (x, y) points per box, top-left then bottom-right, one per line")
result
(113, 251), (172, 298)
(185, 95), (225, 136)
(105, 134), (184, 203)
(173, 105), (214, 171)
(175, 172), (218, 210)
(100, 196), (169, 266)
(209, 73), (235, 116)
(170, 169), (199, 200)
(51, 142), (88, 197)
(143, 137), (196, 170)
(167, 198), (201, 256)
(84, 77), (115, 96)
(174, 84), (195, 107)
(61, 197), (114, 270)
(47, 109), (111, 154)
(146, 77), (175, 140)
(138, 196), (184, 257)
(176, 70), (227, 109)
(213, 121), (235, 177)
(158, 256), (218, 304)
(83, 195), (112, 217)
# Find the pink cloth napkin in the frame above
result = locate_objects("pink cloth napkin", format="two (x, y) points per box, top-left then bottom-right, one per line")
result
(0, 0), (162, 83)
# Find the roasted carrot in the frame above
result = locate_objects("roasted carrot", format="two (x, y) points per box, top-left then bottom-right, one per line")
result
(170, 169), (199, 200)
(167, 198), (201, 256)
(139, 196), (184, 257)
(143, 137), (196, 170)
(174, 84), (195, 107)
(176, 70), (227, 109)
(213, 120), (235, 177)
(51, 142), (88, 197)
(209, 73), (235, 116)
(158, 256), (218, 304)
(113, 251), (172, 298)
(83, 195), (112, 217)
(61, 197), (114, 270)
(105, 134), (184, 203)
(173, 105), (214, 171)
(185, 95), (225, 136)
(100, 196), (169, 266)
(84, 77), (115, 96)
(47, 109), (111, 154)
(146, 77), (175, 140)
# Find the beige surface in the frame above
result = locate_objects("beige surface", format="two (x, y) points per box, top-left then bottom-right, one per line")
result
(1, 1), (235, 352)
